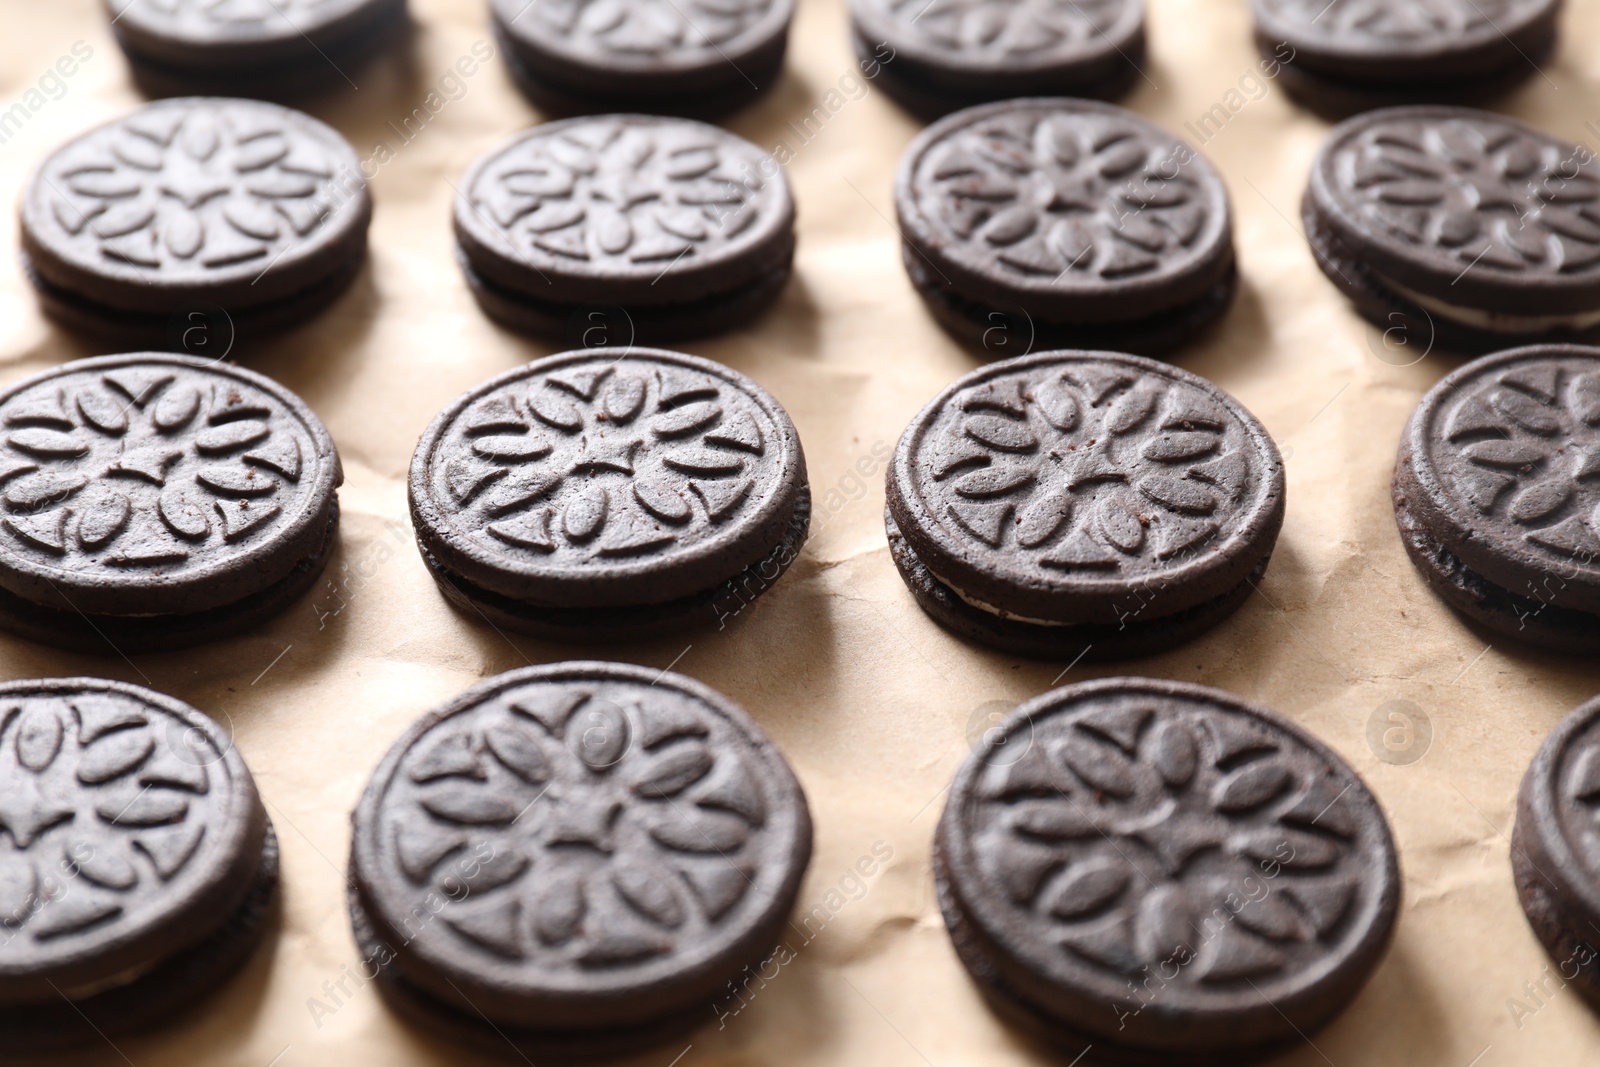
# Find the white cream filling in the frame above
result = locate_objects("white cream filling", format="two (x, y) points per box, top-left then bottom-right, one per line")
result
(1384, 276), (1600, 332)
(928, 564), (1074, 627)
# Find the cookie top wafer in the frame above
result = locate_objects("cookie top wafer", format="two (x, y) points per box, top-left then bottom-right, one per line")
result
(937, 677), (1399, 1053)
(350, 661), (811, 1028)
(888, 350), (1283, 625)
(0, 353), (341, 616)
(0, 678), (266, 1004)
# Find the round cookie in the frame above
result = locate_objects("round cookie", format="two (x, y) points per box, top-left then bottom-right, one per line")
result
(1392, 344), (1600, 652)
(20, 98), (371, 348)
(1513, 693), (1600, 1010)
(489, 0), (792, 118)
(850, 0), (1146, 120)
(101, 0), (408, 99)
(935, 677), (1400, 1065)
(453, 116), (794, 345)
(1303, 107), (1600, 356)
(1254, 0), (1560, 119)
(409, 348), (809, 641)
(895, 99), (1236, 358)
(0, 678), (276, 1052)
(0, 353), (342, 652)
(886, 350), (1284, 661)
(348, 661), (812, 1058)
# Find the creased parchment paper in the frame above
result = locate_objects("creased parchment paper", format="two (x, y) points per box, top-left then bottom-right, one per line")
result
(5, 0), (1600, 1064)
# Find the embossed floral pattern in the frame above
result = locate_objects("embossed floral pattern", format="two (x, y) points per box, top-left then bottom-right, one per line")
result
(375, 679), (777, 969)
(431, 359), (779, 563)
(1260, 0), (1535, 40)
(910, 364), (1261, 573)
(960, 694), (1379, 988)
(1329, 115), (1600, 276)
(872, 0), (1131, 58)
(466, 118), (772, 271)
(0, 364), (320, 573)
(0, 690), (226, 957)
(518, 0), (782, 56)
(910, 108), (1220, 283)
(38, 100), (353, 280)
(1425, 355), (1600, 566)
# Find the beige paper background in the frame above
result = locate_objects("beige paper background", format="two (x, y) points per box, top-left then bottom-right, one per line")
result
(5, 0), (1600, 1063)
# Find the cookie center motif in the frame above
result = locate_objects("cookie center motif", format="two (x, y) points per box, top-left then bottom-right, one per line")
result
(872, 0), (1130, 57)
(0, 368), (315, 574)
(467, 120), (769, 268)
(1262, 0), (1531, 39)
(913, 366), (1256, 576)
(43, 103), (352, 277)
(1329, 117), (1600, 277)
(0, 693), (227, 962)
(526, 0), (780, 57)
(1426, 357), (1600, 573)
(915, 111), (1215, 282)
(378, 682), (771, 971)
(966, 698), (1371, 992)
(435, 361), (776, 564)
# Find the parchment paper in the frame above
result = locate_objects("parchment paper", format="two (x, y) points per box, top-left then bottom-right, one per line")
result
(5, 0), (1600, 1063)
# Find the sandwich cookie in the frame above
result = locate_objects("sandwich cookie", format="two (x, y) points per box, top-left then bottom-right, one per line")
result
(20, 98), (371, 349)
(0, 353), (342, 652)
(1392, 344), (1600, 652)
(490, 0), (792, 118)
(895, 99), (1235, 357)
(851, 0), (1146, 119)
(1254, 0), (1560, 118)
(936, 677), (1400, 1064)
(0, 678), (276, 1052)
(453, 115), (794, 345)
(1514, 693), (1600, 1012)
(348, 661), (812, 1059)
(409, 348), (809, 641)
(101, 0), (409, 99)
(1304, 107), (1600, 355)
(886, 350), (1284, 660)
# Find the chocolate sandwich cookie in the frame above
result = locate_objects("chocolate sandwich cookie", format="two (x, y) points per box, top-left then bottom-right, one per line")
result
(348, 661), (812, 1058)
(490, 0), (792, 118)
(1305, 107), (1600, 356)
(935, 677), (1400, 1065)
(1392, 344), (1600, 652)
(850, 0), (1145, 120)
(21, 97), (371, 348)
(1514, 694), (1600, 1010)
(895, 99), (1235, 357)
(410, 348), (808, 641)
(886, 350), (1284, 661)
(454, 115), (794, 345)
(1254, 0), (1559, 119)
(102, 0), (408, 99)
(0, 678), (276, 1052)
(0, 353), (342, 652)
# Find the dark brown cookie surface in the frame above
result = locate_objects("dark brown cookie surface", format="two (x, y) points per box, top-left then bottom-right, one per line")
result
(895, 100), (1233, 354)
(851, 0), (1144, 117)
(936, 677), (1399, 1062)
(490, 0), (792, 116)
(348, 662), (811, 1045)
(411, 348), (805, 614)
(0, 353), (341, 622)
(455, 115), (792, 305)
(888, 351), (1284, 632)
(1393, 344), (1600, 646)
(21, 98), (369, 337)
(1514, 693), (1600, 1011)
(0, 679), (270, 1016)
(1305, 108), (1600, 349)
